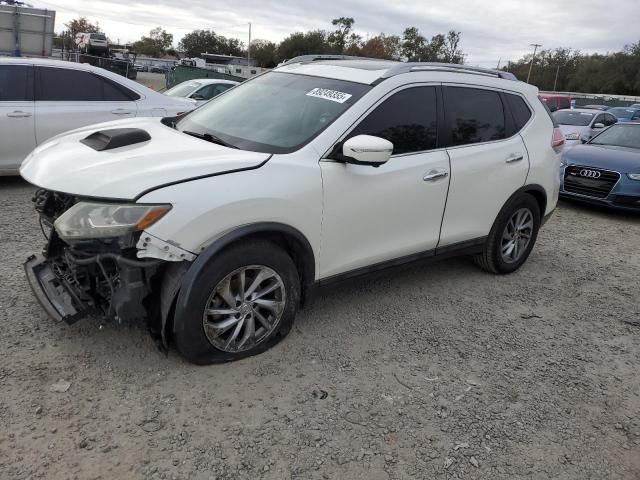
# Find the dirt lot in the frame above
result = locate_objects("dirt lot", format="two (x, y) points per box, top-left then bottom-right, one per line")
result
(1, 176), (639, 480)
(135, 72), (167, 91)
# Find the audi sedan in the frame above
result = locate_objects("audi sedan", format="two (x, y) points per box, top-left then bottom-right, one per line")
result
(560, 123), (640, 210)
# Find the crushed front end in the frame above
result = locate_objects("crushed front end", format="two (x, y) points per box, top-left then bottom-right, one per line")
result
(24, 189), (180, 333)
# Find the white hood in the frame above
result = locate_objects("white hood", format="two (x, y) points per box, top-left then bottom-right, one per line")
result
(20, 118), (270, 200)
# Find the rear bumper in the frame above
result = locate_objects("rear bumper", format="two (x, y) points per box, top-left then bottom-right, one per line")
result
(24, 254), (94, 324)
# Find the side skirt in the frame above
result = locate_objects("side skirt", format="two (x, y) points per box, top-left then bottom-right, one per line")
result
(314, 236), (486, 288)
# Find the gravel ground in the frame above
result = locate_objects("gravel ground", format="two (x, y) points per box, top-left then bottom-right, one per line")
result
(1, 176), (639, 480)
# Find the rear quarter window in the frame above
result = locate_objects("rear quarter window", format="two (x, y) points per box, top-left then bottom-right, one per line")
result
(505, 94), (532, 131)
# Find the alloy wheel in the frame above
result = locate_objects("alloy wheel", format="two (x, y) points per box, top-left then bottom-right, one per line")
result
(500, 208), (534, 264)
(202, 265), (286, 353)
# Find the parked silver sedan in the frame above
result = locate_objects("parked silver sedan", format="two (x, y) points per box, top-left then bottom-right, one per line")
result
(553, 108), (618, 147)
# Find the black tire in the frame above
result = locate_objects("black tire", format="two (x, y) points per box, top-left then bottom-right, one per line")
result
(173, 240), (300, 365)
(473, 193), (541, 274)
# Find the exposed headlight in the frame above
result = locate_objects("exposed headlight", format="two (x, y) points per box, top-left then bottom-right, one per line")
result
(54, 202), (171, 240)
(628, 174), (640, 181)
(565, 133), (580, 140)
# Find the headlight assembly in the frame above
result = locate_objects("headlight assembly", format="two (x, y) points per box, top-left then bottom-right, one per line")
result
(54, 202), (171, 240)
(628, 174), (640, 181)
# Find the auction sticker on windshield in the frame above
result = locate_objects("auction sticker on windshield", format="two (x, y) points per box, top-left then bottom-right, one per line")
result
(306, 88), (353, 104)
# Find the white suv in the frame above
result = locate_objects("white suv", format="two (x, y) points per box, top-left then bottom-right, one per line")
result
(21, 56), (564, 364)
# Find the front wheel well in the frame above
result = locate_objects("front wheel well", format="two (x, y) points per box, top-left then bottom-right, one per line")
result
(225, 230), (315, 299)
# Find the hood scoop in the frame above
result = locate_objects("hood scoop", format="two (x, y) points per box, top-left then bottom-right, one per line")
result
(81, 128), (151, 151)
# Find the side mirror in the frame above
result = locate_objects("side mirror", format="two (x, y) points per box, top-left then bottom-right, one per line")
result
(342, 135), (393, 167)
(191, 94), (206, 101)
(593, 122), (605, 129)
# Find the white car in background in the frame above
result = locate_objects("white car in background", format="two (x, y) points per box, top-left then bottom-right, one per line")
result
(164, 79), (240, 105)
(553, 108), (618, 147)
(0, 58), (196, 175)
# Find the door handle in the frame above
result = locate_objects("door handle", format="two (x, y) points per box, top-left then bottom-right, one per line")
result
(506, 154), (524, 163)
(111, 109), (132, 115)
(423, 170), (449, 182)
(7, 110), (32, 118)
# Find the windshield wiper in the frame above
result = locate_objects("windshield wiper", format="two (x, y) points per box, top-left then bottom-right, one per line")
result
(182, 130), (238, 149)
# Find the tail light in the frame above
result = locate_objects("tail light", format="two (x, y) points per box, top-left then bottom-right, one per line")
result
(551, 127), (565, 153)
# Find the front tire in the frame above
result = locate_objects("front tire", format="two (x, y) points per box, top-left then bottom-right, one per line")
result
(474, 193), (541, 274)
(173, 241), (300, 365)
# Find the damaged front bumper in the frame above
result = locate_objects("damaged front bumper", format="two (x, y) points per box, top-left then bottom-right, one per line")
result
(25, 189), (193, 344)
(25, 254), (90, 324)
(24, 239), (164, 325)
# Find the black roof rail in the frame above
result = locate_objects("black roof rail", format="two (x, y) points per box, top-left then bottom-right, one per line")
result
(381, 62), (517, 80)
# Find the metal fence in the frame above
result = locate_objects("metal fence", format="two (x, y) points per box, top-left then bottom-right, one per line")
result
(167, 65), (244, 89)
(51, 50), (137, 80)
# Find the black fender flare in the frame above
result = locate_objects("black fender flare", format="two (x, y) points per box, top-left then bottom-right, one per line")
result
(170, 222), (316, 338)
(513, 183), (548, 217)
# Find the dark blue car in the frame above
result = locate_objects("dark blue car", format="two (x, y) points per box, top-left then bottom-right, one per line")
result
(560, 123), (640, 211)
(607, 107), (640, 123)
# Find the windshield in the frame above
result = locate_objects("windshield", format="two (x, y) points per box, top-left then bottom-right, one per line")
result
(176, 72), (371, 154)
(165, 81), (202, 97)
(553, 110), (594, 126)
(608, 107), (636, 119)
(91, 33), (106, 41)
(590, 124), (640, 149)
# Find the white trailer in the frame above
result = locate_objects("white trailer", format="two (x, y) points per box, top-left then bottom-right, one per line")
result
(0, 2), (55, 57)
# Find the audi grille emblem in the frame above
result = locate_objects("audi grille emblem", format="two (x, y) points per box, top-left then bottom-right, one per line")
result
(579, 169), (601, 179)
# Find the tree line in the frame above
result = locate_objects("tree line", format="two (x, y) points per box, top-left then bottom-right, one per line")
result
(504, 43), (640, 95)
(54, 17), (465, 67)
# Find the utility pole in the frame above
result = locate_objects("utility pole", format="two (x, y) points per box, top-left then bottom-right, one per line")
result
(526, 43), (541, 84)
(553, 64), (561, 92)
(247, 22), (252, 68)
(496, 58), (501, 69)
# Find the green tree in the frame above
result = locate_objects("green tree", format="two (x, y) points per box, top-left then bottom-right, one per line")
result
(503, 44), (640, 95)
(401, 27), (426, 60)
(250, 40), (278, 67)
(328, 17), (355, 53)
(442, 30), (464, 63)
(179, 30), (220, 57)
(277, 30), (331, 61)
(132, 27), (173, 57)
(178, 29), (244, 58)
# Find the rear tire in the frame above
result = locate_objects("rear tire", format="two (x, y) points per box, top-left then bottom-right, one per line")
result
(173, 240), (300, 365)
(474, 193), (541, 274)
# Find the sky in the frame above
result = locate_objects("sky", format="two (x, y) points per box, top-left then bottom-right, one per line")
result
(37, 0), (640, 66)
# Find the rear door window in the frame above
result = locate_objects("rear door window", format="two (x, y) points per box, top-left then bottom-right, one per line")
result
(36, 67), (137, 101)
(36, 67), (103, 101)
(444, 87), (506, 147)
(0, 65), (33, 101)
(346, 86), (438, 155)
